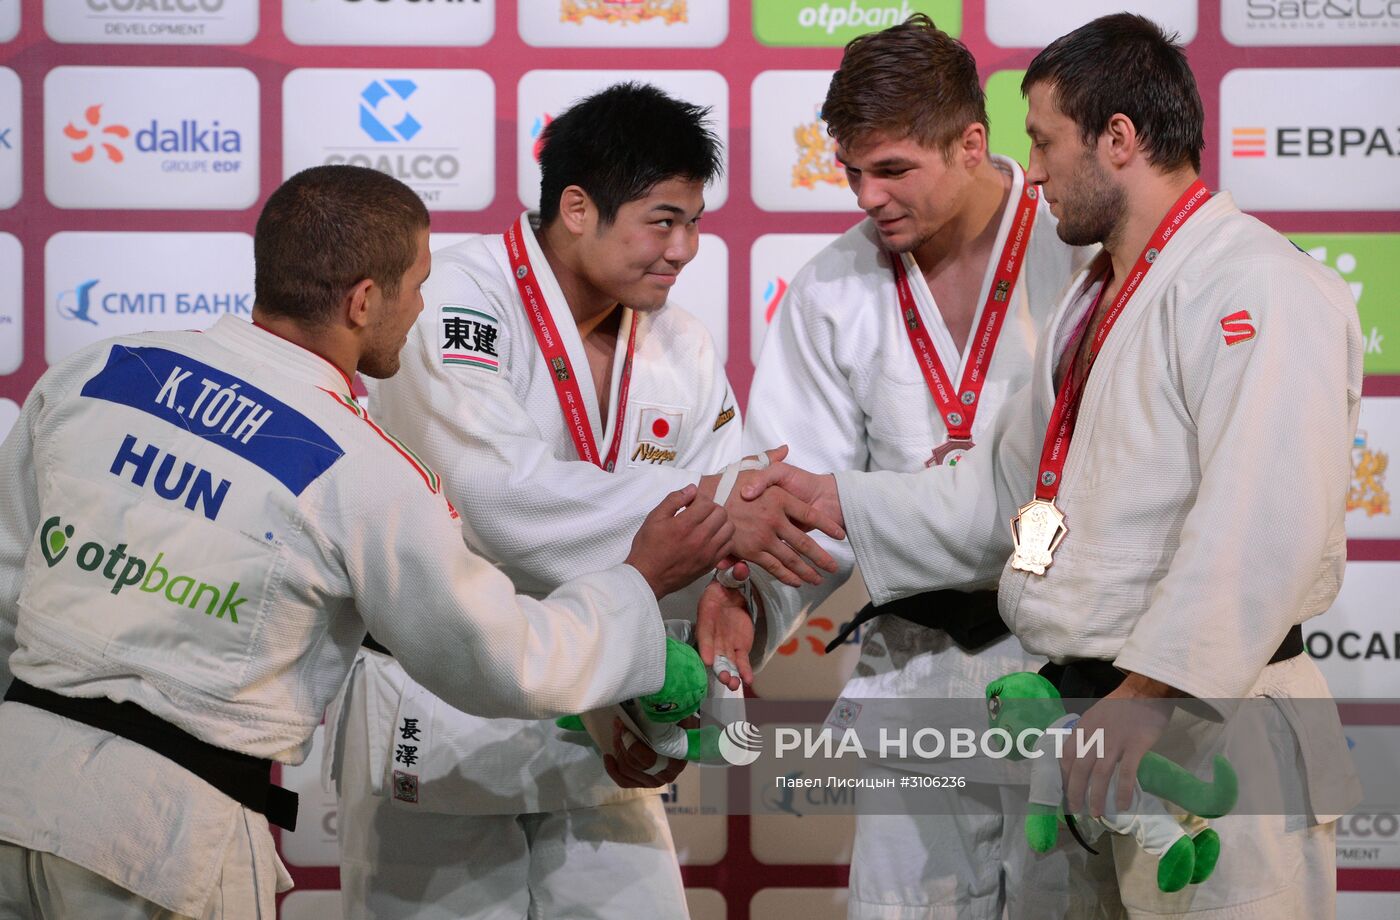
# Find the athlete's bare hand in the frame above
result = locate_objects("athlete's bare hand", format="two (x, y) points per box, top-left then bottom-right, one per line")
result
(696, 579), (756, 691)
(739, 455), (845, 534)
(626, 485), (734, 598)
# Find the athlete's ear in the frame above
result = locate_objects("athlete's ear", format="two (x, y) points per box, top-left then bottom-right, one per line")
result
(1103, 112), (1138, 168)
(956, 120), (988, 169)
(558, 185), (593, 238)
(343, 277), (375, 333)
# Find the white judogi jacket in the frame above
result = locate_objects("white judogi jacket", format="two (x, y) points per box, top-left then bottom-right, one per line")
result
(835, 193), (1363, 815)
(745, 159), (1089, 707)
(0, 317), (667, 915)
(346, 218), (741, 815)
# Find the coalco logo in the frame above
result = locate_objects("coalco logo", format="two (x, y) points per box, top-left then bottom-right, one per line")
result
(49, 0), (258, 44)
(38, 515), (247, 622)
(360, 79), (421, 142)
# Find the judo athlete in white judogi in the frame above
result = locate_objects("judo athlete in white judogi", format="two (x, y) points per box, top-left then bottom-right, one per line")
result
(742, 15), (1363, 919)
(738, 17), (1105, 920)
(0, 166), (735, 919)
(330, 84), (842, 920)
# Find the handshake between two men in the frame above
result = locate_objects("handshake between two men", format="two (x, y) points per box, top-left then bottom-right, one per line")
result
(604, 448), (842, 788)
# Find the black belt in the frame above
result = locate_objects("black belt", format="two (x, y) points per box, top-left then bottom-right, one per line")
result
(1039, 623), (1307, 700)
(361, 633), (392, 656)
(4, 679), (298, 831)
(825, 589), (1008, 654)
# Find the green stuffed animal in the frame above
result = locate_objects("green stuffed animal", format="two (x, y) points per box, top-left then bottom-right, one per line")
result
(557, 633), (731, 763)
(986, 671), (1238, 893)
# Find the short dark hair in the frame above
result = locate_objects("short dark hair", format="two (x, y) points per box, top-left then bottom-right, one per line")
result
(254, 165), (429, 325)
(537, 82), (722, 227)
(1022, 13), (1204, 173)
(822, 13), (987, 157)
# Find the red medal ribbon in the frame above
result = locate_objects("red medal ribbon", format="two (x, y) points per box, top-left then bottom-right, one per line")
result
(1033, 180), (1211, 502)
(893, 179), (1040, 442)
(505, 217), (637, 472)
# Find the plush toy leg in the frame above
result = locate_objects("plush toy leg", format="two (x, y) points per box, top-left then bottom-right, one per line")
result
(1189, 827), (1221, 885)
(1024, 805), (1060, 853)
(1157, 835), (1197, 893)
(556, 715), (586, 732)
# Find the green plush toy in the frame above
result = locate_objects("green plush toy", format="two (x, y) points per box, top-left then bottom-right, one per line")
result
(557, 634), (729, 763)
(986, 671), (1238, 893)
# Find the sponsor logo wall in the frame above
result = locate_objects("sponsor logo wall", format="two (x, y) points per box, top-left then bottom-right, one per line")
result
(44, 67), (259, 209)
(44, 0), (259, 45)
(516, 69), (730, 212)
(0, 1), (17, 43)
(0, 67), (19, 208)
(282, 0), (495, 47)
(1220, 68), (1400, 212)
(984, 0), (1197, 46)
(3, 2), (1399, 915)
(284, 69), (495, 211)
(44, 232), (254, 363)
(0, 232), (19, 375)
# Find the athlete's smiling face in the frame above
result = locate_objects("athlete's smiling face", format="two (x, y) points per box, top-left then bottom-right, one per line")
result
(837, 130), (975, 255)
(578, 177), (705, 313)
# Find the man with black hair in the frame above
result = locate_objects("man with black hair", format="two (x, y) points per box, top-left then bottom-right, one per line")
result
(0, 165), (734, 917)
(736, 15), (1101, 920)
(742, 13), (1361, 917)
(330, 82), (842, 920)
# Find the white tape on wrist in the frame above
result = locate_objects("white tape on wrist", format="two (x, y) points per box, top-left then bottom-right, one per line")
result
(712, 452), (771, 507)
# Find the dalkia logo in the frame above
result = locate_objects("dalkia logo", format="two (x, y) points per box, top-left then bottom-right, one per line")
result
(560, 0), (686, 24)
(1349, 430), (1391, 518)
(63, 103), (242, 163)
(39, 515), (247, 622)
(65, 105), (130, 164)
(1230, 124), (1400, 158)
(792, 109), (846, 190)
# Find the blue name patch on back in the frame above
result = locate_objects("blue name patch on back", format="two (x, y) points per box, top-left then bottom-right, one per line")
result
(81, 344), (344, 495)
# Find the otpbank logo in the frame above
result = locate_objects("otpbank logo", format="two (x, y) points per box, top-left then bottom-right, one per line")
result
(518, 0), (727, 47)
(1291, 233), (1400, 376)
(517, 70), (729, 211)
(284, 0), (493, 46)
(38, 515), (247, 623)
(45, 67), (259, 210)
(284, 69), (495, 211)
(754, 0), (960, 46)
(44, 0), (258, 45)
(1219, 68), (1400, 211)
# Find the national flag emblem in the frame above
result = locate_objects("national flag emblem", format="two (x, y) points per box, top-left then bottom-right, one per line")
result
(638, 406), (683, 448)
(1220, 310), (1256, 346)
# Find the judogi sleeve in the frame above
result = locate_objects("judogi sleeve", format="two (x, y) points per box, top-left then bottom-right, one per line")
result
(741, 275), (870, 664)
(379, 263), (716, 591)
(0, 352), (100, 693)
(833, 381), (1040, 607)
(326, 455), (668, 721)
(1113, 256), (1361, 703)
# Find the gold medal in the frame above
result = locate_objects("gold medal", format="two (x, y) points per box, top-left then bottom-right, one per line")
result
(1009, 498), (1067, 575)
(926, 438), (975, 468)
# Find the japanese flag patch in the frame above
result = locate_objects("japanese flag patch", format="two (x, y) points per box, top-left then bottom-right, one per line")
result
(632, 406), (684, 465)
(440, 304), (502, 373)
